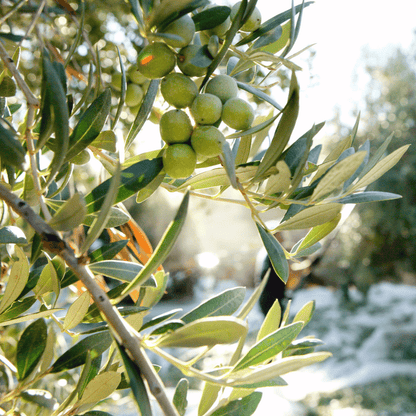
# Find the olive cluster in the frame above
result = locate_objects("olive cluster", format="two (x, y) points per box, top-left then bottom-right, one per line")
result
(124, 2), (262, 179)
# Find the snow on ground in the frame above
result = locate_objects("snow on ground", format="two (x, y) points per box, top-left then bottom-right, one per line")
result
(107, 280), (416, 415)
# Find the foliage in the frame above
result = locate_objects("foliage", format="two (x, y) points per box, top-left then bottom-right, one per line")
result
(0, 1), (407, 415)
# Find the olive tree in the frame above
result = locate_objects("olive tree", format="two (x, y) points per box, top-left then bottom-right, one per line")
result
(0, 0), (407, 415)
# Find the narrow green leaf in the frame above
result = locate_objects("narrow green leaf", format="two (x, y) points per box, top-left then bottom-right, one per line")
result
(16, 318), (47, 380)
(198, 382), (221, 416)
(111, 47), (127, 130)
(81, 162), (121, 254)
(295, 213), (341, 253)
(181, 287), (246, 324)
(233, 322), (303, 372)
(140, 309), (182, 331)
(275, 203), (342, 231)
(155, 317), (247, 348)
(84, 207), (130, 229)
(136, 172), (166, 203)
(84, 158), (164, 214)
(63, 291), (91, 331)
(173, 378), (189, 416)
(226, 112), (279, 140)
(0, 120), (27, 170)
(77, 372), (121, 407)
(264, 160), (291, 195)
(256, 223), (289, 283)
(256, 299), (281, 342)
(254, 71), (299, 181)
(292, 300), (315, 326)
(229, 352), (332, 385)
(0, 76), (16, 97)
(0, 226), (27, 244)
(120, 191), (189, 298)
(150, 320), (185, 336)
(220, 140), (238, 189)
(192, 6), (230, 31)
(0, 245), (29, 314)
(232, 377), (287, 389)
(50, 332), (113, 373)
(235, 135), (252, 166)
(237, 81), (283, 111)
(65, 89), (111, 162)
(33, 255), (60, 300)
(89, 260), (154, 285)
(48, 193), (86, 232)
(211, 392), (262, 416)
(335, 191), (402, 204)
(41, 56), (69, 186)
(311, 152), (367, 201)
(126, 79), (159, 150)
(0, 309), (63, 327)
(0, 297), (36, 324)
(348, 145), (410, 192)
(117, 343), (152, 416)
(128, 0), (145, 31)
(88, 240), (129, 263)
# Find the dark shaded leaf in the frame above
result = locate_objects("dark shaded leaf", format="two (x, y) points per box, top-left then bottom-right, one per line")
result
(16, 319), (47, 380)
(84, 158), (164, 214)
(50, 332), (112, 373)
(237, 81), (283, 111)
(150, 319), (185, 336)
(65, 89), (111, 162)
(0, 76), (17, 97)
(0, 297), (36, 324)
(0, 119), (27, 169)
(173, 379), (188, 416)
(0, 226), (28, 244)
(140, 309), (182, 331)
(116, 343), (152, 416)
(20, 389), (57, 409)
(88, 240), (129, 263)
(256, 223), (289, 283)
(192, 6), (231, 31)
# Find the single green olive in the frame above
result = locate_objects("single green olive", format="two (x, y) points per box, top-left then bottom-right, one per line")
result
(163, 144), (197, 178)
(137, 42), (176, 79)
(205, 74), (238, 104)
(159, 109), (193, 144)
(125, 83), (144, 107)
(191, 125), (225, 157)
(159, 14), (196, 48)
(190, 93), (222, 125)
(221, 97), (254, 130)
(161, 73), (198, 108)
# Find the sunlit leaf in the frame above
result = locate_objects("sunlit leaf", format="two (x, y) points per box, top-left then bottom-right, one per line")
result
(198, 382), (221, 416)
(0, 246), (30, 314)
(48, 193), (86, 232)
(77, 371), (121, 407)
(311, 152), (367, 202)
(33, 255), (60, 300)
(16, 318), (47, 380)
(63, 291), (90, 331)
(335, 191), (402, 204)
(276, 203), (342, 231)
(255, 71), (299, 181)
(91, 130), (117, 152)
(181, 287), (246, 324)
(0, 297), (36, 324)
(295, 213), (341, 253)
(256, 299), (281, 342)
(232, 322), (303, 372)
(347, 145), (410, 193)
(155, 316), (247, 348)
(89, 261), (149, 284)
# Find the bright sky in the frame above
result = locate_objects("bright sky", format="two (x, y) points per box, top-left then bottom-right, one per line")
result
(254, 0), (416, 134)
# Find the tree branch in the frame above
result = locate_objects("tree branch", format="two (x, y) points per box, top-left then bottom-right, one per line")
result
(0, 183), (180, 416)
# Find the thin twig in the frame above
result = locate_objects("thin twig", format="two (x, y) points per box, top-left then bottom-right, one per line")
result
(0, 184), (180, 416)
(0, 0), (28, 26)
(17, 0), (47, 47)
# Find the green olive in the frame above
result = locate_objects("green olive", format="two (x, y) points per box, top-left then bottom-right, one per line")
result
(221, 97), (254, 130)
(190, 93), (222, 125)
(191, 125), (225, 157)
(125, 83), (144, 107)
(163, 144), (197, 178)
(231, 2), (262, 32)
(159, 14), (195, 48)
(137, 42), (176, 79)
(205, 74), (238, 104)
(161, 73), (198, 108)
(159, 109), (193, 144)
